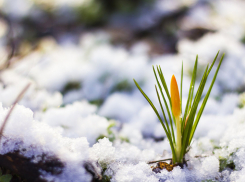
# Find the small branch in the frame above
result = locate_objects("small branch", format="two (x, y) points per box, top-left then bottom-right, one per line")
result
(148, 154), (210, 165)
(148, 158), (172, 164)
(0, 83), (31, 142)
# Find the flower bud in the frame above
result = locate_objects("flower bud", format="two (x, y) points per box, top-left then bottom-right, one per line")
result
(170, 75), (181, 119)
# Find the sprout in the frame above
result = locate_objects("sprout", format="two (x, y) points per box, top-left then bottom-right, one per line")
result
(133, 52), (224, 164)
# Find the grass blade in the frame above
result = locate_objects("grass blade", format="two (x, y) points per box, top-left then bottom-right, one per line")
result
(189, 54), (224, 143)
(188, 56), (198, 112)
(207, 51), (219, 74)
(153, 67), (176, 144)
(157, 66), (172, 107)
(180, 65), (209, 159)
(133, 79), (177, 162)
(155, 85), (171, 138)
(180, 62), (183, 114)
(157, 66), (178, 127)
(182, 57), (198, 133)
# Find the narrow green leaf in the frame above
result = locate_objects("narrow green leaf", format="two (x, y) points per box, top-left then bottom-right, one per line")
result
(180, 65), (209, 159)
(182, 58), (198, 133)
(133, 79), (177, 162)
(188, 56), (199, 112)
(134, 80), (161, 120)
(180, 61), (183, 114)
(155, 85), (171, 138)
(207, 51), (219, 74)
(155, 86), (177, 162)
(153, 66), (176, 144)
(189, 53), (224, 143)
(157, 66), (178, 128)
(157, 66), (172, 107)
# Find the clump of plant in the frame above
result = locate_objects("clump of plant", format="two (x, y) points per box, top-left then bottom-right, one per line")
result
(96, 121), (116, 142)
(96, 121), (130, 143)
(134, 52), (224, 165)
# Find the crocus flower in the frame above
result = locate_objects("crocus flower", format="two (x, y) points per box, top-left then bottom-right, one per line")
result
(170, 75), (181, 161)
(134, 52), (224, 165)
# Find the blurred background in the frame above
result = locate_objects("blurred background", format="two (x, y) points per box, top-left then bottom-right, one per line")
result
(1, 0), (245, 126)
(0, 0), (244, 59)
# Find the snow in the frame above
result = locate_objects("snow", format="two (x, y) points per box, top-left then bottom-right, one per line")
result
(0, 104), (92, 181)
(0, 38), (242, 180)
(111, 162), (158, 182)
(1, 0), (245, 181)
(99, 93), (146, 122)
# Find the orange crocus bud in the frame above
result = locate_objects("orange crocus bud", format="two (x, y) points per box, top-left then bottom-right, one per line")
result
(171, 75), (182, 162)
(170, 75), (181, 119)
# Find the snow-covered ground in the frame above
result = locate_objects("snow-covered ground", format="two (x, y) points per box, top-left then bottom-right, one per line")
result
(1, 0), (245, 181)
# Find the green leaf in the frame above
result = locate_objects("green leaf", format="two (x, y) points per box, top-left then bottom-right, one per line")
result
(0, 174), (12, 182)
(207, 51), (220, 75)
(188, 56), (199, 112)
(180, 61), (183, 114)
(189, 53), (224, 143)
(182, 57), (198, 134)
(155, 85), (171, 138)
(153, 66), (176, 144)
(157, 66), (177, 128)
(133, 79), (162, 122)
(133, 79), (177, 163)
(180, 65), (209, 159)
(157, 66), (172, 107)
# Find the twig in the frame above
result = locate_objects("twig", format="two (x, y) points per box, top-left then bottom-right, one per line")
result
(0, 83), (31, 142)
(148, 154), (209, 165)
(148, 158), (172, 164)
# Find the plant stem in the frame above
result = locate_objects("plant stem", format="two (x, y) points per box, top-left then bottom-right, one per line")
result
(176, 115), (182, 163)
